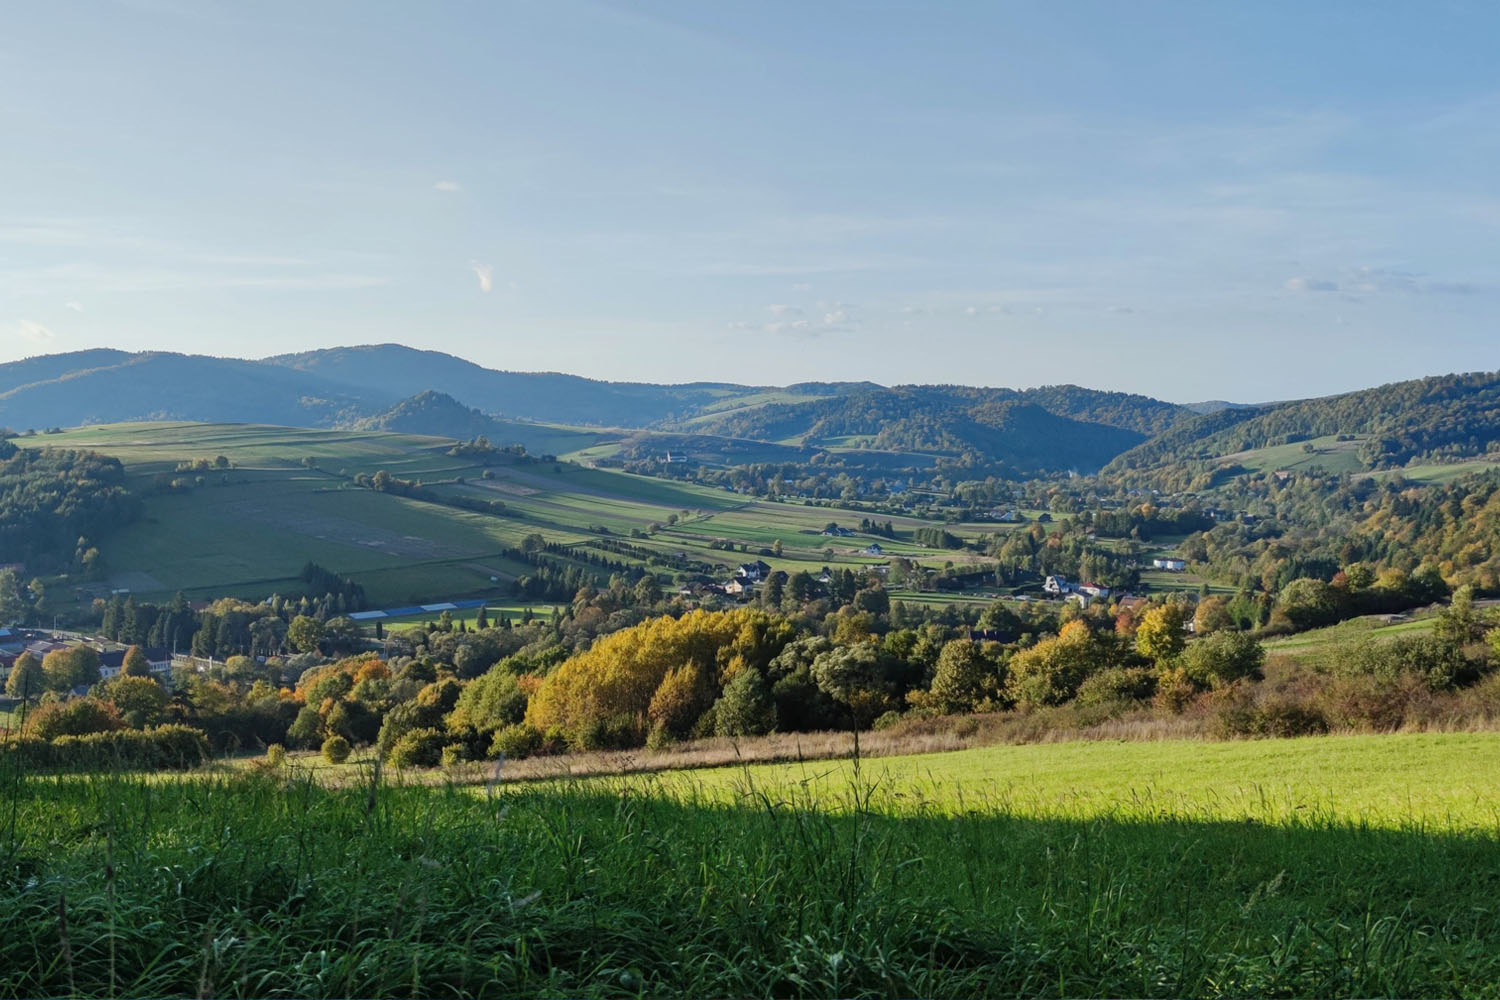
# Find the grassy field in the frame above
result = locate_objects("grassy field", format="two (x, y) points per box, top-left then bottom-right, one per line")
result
(1220, 435), (1370, 476)
(1263, 613), (1440, 670)
(5, 732), (1499, 997)
(38, 422), (1084, 616)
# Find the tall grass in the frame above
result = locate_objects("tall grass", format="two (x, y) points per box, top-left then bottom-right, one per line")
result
(1, 748), (1498, 997)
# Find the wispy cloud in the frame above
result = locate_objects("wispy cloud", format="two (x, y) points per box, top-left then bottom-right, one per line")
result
(733, 302), (858, 338)
(471, 262), (494, 293)
(1285, 276), (1339, 293)
(8, 319), (56, 344)
(1285, 268), (1481, 297)
(65, 300), (83, 312)
(434, 180), (461, 192)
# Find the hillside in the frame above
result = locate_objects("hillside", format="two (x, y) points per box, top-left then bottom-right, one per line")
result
(0, 348), (1186, 473)
(686, 385), (1184, 472)
(0, 352), (382, 430)
(21, 421), (1013, 610)
(266, 344), (834, 427)
(1105, 370), (1500, 478)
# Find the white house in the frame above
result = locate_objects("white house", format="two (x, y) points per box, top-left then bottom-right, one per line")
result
(1043, 575), (1073, 596)
(1152, 558), (1187, 572)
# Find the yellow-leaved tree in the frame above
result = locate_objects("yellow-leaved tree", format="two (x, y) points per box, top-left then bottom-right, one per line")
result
(525, 608), (794, 748)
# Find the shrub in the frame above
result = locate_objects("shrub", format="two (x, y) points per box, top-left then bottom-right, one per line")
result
(1075, 667), (1157, 709)
(2, 725), (210, 772)
(388, 728), (445, 768)
(321, 734), (352, 764)
(1153, 667), (1199, 715)
(1340, 635), (1480, 692)
(28, 698), (125, 741)
(644, 723), (676, 752)
(441, 744), (467, 767)
(1181, 630), (1265, 688)
(1215, 695), (1329, 739)
(491, 723), (544, 760)
(713, 667), (776, 737)
(265, 744), (287, 768)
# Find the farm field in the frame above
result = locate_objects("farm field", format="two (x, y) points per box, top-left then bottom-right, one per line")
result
(8, 731), (1500, 997)
(1263, 612), (1442, 670)
(37, 422), (1071, 613)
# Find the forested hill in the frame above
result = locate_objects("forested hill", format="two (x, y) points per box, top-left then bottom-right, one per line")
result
(266, 344), (799, 427)
(0, 352), (379, 430)
(684, 385), (1187, 468)
(1105, 370), (1500, 477)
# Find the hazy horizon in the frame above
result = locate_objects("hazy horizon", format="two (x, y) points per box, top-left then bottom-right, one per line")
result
(5, 2), (1499, 399)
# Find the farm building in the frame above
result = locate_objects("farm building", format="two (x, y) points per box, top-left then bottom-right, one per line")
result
(736, 560), (772, 581)
(1152, 558), (1187, 572)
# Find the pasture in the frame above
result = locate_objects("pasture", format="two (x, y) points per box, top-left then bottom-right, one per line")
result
(37, 422), (1060, 612)
(5, 732), (1499, 997)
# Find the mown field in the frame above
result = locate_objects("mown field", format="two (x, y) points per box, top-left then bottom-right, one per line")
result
(41, 422), (1028, 612)
(3, 732), (1498, 997)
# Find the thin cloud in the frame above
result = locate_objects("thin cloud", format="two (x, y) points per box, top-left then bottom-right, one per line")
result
(65, 300), (84, 312)
(434, 180), (461, 192)
(471, 262), (494, 293)
(1285, 276), (1339, 293)
(10, 319), (56, 344)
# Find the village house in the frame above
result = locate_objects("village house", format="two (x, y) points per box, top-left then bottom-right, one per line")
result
(1043, 575), (1073, 596)
(736, 560), (772, 582)
(1152, 558), (1187, 572)
(861, 542), (883, 556)
(97, 646), (173, 679)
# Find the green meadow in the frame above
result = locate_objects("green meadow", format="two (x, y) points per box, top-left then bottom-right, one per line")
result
(4, 731), (1499, 997)
(38, 422), (1037, 612)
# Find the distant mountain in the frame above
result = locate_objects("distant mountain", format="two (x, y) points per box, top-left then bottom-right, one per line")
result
(1180, 399), (1258, 415)
(686, 384), (1188, 473)
(35, 346), (1498, 480)
(0, 352), (378, 430)
(0, 349), (136, 395)
(266, 344), (809, 427)
(1106, 371), (1500, 476)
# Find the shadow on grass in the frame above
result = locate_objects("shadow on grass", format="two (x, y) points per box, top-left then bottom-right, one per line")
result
(0, 765), (1496, 998)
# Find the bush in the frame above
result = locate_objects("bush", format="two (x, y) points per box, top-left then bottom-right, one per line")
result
(1340, 635), (1480, 692)
(1075, 667), (1157, 709)
(491, 723), (544, 760)
(265, 744), (287, 768)
(441, 744), (467, 767)
(388, 727), (445, 768)
(1215, 694), (1329, 739)
(321, 734), (351, 764)
(27, 698), (125, 741)
(1153, 667), (1199, 714)
(2, 725), (211, 772)
(1181, 630), (1265, 688)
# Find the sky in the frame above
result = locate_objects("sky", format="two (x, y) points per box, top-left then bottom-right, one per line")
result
(3, 1), (1499, 402)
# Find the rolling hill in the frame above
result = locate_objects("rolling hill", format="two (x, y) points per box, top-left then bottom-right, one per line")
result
(1104, 370), (1500, 477)
(0, 347), (1190, 475)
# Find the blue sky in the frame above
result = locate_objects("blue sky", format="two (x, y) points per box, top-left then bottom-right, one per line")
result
(3, 1), (1498, 401)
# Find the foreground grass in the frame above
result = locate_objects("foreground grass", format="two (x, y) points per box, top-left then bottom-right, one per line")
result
(3, 733), (1500, 997)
